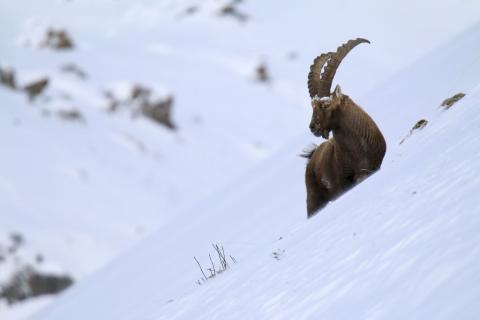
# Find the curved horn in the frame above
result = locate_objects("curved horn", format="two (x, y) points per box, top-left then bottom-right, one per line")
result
(307, 52), (332, 98)
(308, 38), (370, 99)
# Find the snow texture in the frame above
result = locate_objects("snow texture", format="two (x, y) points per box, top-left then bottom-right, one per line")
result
(1, 0), (480, 319)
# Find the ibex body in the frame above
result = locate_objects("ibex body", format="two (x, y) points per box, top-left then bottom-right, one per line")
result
(304, 39), (386, 217)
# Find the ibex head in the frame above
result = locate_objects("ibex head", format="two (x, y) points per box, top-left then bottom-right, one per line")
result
(308, 38), (370, 139)
(309, 85), (343, 139)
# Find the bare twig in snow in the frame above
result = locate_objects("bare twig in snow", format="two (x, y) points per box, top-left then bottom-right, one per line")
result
(194, 256), (207, 281)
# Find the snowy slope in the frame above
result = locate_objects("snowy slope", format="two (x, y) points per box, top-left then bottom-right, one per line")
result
(1, 0), (309, 292)
(29, 20), (480, 320)
(1, 0), (480, 318)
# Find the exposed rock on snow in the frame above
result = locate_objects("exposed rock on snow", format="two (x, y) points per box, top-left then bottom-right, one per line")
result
(23, 78), (49, 101)
(129, 85), (176, 130)
(218, 1), (249, 23)
(1, 266), (73, 305)
(441, 92), (466, 109)
(40, 29), (74, 50)
(56, 109), (85, 123)
(0, 67), (16, 90)
(255, 63), (270, 83)
(400, 119), (428, 145)
(140, 95), (176, 130)
(60, 64), (87, 80)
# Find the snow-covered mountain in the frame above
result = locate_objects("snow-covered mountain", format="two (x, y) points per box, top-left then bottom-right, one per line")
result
(23, 18), (480, 319)
(1, 0), (479, 319)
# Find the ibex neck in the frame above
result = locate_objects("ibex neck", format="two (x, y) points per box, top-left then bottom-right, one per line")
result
(332, 98), (374, 153)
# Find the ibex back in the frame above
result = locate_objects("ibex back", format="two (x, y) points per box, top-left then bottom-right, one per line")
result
(304, 38), (386, 218)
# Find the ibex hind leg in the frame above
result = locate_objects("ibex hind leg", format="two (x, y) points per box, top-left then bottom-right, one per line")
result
(306, 170), (329, 218)
(353, 168), (377, 186)
(307, 194), (328, 218)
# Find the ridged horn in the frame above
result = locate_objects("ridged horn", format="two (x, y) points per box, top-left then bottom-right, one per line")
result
(308, 38), (370, 99)
(307, 52), (332, 99)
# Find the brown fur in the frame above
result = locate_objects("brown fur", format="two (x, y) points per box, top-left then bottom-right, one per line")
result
(305, 88), (386, 217)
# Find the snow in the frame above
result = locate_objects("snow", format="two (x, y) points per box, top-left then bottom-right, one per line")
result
(1, 298), (53, 320)
(313, 95), (331, 102)
(29, 21), (480, 320)
(1, 0), (480, 319)
(151, 86), (480, 320)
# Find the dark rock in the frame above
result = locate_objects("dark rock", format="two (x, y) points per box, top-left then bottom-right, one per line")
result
(24, 78), (49, 100)
(103, 90), (120, 112)
(412, 119), (428, 130)
(255, 63), (270, 83)
(131, 85), (151, 101)
(57, 109), (85, 122)
(40, 29), (74, 50)
(177, 5), (200, 20)
(184, 5), (198, 16)
(6, 232), (24, 255)
(218, 2), (249, 23)
(1, 266), (73, 304)
(106, 85), (176, 129)
(10, 232), (24, 247)
(141, 95), (176, 130)
(61, 64), (87, 79)
(441, 92), (465, 109)
(399, 119), (428, 145)
(40, 29), (73, 50)
(129, 85), (176, 130)
(0, 67), (16, 89)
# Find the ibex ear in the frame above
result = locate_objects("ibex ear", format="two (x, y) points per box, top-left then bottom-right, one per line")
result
(333, 85), (343, 98)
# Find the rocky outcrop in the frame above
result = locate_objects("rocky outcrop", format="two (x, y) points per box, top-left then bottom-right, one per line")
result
(1, 266), (73, 304)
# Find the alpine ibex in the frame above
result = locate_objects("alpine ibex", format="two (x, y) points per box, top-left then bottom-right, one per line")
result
(304, 38), (386, 218)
